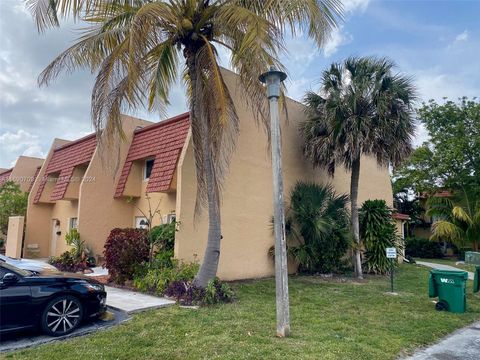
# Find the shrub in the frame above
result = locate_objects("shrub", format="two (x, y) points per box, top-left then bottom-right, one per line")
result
(150, 222), (176, 251)
(164, 278), (235, 306)
(272, 182), (351, 274)
(104, 228), (149, 284)
(405, 237), (443, 259)
(48, 250), (88, 273)
(360, 200), (401, 274)
(133, 260), (199, 295)
(164, 281), (205, 305)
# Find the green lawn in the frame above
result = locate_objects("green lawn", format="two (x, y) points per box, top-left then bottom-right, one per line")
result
(416, 258), (478, 273)
(5, 265), (480, 360)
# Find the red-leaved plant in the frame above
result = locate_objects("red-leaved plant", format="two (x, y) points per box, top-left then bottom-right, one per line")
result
(104, 228), (149, 284)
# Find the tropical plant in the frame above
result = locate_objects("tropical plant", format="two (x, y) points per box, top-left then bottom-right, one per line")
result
(0, 181), (28, 237)
(65, 228), (86, 260)
(26, 0), (342, 287)
(359, 200), (401, 274)
(427, 189), (480, 251)
(302, 56), (416, 278)
(274, 182), (350, 274)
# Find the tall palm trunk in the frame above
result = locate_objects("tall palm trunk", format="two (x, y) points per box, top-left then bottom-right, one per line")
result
(186, 52), (222, 287)
(350, 157), (363, 279)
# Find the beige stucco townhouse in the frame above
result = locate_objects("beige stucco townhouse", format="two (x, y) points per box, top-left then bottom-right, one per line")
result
(24, 69), (398, 280)
(0, 156), (44, 192)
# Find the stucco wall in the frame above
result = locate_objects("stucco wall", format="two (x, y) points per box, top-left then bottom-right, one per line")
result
(78, 115), (153, 257)
(9, 156), (44, 192)
(175, 69), (394, 281)
(24, 139), (70, 257)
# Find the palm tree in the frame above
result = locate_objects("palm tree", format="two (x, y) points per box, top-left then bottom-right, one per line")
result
(301, 56), (416, 279)
(26, 0), (342, 286)
(287, 182), (350, 274)
(427, 190), (480, 251)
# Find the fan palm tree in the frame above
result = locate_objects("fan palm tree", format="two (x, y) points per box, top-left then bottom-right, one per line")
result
(301, 56), (416, 279)
(287, 182), (350, 273)
(25, 0), (342, 286)
(427, 190), (480, 251)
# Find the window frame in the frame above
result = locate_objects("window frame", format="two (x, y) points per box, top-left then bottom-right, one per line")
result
(69, 217), (78, 230)
(143, 158), (155, 181)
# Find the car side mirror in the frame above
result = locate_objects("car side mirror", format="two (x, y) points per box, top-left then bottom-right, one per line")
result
(2, 273), (19, 286)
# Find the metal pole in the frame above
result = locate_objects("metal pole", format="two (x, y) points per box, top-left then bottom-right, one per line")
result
(259, 66), (290, 337)
(391, 259), (394, 293)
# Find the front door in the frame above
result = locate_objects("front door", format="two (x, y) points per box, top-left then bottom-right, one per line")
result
(50, 220), (59, 256)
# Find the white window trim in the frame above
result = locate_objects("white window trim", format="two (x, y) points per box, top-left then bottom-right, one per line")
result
(135, 216), (149, 229)
(69, 217), (78, 230)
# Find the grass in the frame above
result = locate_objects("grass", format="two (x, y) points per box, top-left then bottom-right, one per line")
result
(4, 265), (480, 360)
(416, 258), (478, 273)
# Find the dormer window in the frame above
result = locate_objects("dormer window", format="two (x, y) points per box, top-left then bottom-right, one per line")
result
(144, 158), (154, 180)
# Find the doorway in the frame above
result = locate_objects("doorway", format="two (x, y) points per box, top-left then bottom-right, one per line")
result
(50, 219), (60, 256)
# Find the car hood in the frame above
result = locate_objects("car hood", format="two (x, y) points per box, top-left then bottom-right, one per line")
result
(5, 257), (58, 272)
(26, 272), (103, 285)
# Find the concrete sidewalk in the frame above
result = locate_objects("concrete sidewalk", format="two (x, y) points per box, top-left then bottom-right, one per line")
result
(416, 261), (475, 280)
(403, 321), (480, 359)
(105, 286), (175, 313)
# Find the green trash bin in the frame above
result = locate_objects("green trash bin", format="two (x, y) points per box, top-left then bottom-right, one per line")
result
(428, 269), (468, 313)
(474, 265), (480, 294)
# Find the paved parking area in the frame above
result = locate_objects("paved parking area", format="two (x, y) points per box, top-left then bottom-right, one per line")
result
(0, 308), (129, 353)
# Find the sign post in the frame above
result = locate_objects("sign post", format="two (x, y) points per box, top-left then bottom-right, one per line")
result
(386, 247), (397, 293)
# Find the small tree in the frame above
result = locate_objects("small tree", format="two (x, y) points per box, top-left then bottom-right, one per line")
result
(272, 182), (351, 274)
(427, 189), (480, 251)
(360, 200), (401, 274)
(0, 181), (28, 238)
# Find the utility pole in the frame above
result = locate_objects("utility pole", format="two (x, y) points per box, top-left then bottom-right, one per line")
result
(259, 66), (290, 337)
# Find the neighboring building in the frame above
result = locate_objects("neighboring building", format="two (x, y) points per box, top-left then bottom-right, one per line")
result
(413, 190), (452, 239)
(24, 69), (397, 281)
(0, 156), (44, 191)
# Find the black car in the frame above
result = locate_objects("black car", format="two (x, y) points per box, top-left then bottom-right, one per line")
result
(0, 262), (107, 337)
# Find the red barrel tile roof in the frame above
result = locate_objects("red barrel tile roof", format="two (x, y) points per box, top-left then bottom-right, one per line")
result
(33, 134), (97, 203)
(115, 113), (190, 197)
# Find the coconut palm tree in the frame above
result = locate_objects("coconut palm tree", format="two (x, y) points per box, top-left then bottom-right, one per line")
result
(26, 0), (342, 286)
(301, 56), (416, 279)
(427, 189), (480, 251)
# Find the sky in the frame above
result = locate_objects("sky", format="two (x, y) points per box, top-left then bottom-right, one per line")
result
(1, 0), (479, 168)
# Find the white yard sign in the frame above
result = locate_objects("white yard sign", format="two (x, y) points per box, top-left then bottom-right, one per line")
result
(386, 247), (397, 259)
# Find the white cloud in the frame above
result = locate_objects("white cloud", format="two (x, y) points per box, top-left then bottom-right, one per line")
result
(342, 0), (371, 13)
(0, 130), (45, 163)
(455, 30), (469, 43)
(323, 26), (353, 57)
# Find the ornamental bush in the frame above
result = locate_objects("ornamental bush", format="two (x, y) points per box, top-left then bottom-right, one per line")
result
(133, 260), (199, 295)
(360, 200), (401, 274)
(104, 228), (149, 284)
(164, 278), (234, 306)
(48, 250), (88, 273)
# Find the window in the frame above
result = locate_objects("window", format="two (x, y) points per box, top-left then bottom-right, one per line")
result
(144, 159), (154, 180)
(135, 216), (149, 229)
(69, 217), (78, 230)
(167, 213), (176, 224)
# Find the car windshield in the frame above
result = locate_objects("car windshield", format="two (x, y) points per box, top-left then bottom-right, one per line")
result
(1, 261), (32, 277)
